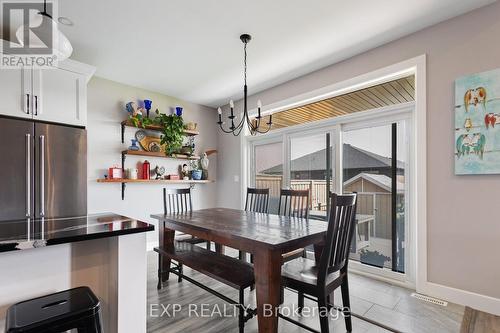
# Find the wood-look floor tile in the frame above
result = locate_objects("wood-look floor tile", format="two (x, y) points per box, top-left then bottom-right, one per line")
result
(146, 251), (463, 333)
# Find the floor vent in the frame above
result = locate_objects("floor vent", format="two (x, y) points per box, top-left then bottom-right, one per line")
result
(411, 293), (448, 306)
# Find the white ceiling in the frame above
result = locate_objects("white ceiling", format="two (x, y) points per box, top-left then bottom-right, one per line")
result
(18, 0), (499, 107)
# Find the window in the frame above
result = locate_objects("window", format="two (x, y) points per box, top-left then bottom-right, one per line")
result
(342, 121), (407, 273)
(247, 75), (415, 283)
(253, 141), (283, 214)
(289, 131), (334, 220)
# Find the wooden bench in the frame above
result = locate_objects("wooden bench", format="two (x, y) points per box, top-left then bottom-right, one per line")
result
(154, 242), (256, 333)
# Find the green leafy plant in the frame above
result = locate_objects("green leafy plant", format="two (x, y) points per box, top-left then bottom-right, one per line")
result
(129, 113), (153, 128)
(128, 109), (185, 156)
(154, 112), (185, 156)
(189, 159), (200, 170)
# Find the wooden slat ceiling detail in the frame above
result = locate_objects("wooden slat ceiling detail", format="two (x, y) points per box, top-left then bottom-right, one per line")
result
(259, 76), (415, 131)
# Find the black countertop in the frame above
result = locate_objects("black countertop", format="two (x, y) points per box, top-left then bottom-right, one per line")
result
(0, 213), (154, 253)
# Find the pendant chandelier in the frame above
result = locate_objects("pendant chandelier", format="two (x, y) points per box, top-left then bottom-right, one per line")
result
(217, 34), (272, 136)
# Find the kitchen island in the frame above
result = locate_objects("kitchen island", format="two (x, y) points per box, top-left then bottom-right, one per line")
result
(0, 213), (153, 333)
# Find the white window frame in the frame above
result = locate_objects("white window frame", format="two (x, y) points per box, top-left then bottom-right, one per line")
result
(242, 55), (426, 290)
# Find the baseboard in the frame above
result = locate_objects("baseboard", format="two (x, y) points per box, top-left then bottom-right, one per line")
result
(420, 282), (500, 315)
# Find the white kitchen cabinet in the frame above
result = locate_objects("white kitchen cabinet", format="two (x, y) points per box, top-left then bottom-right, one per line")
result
(0, 67), (32, 119)
(32, 67), (87, 126)
(0, 59), (95, 127)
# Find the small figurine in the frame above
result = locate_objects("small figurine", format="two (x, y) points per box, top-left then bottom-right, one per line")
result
(125, 101), (145, 117)
(154, 165), (165, 180)
(200, 152), (209, 180)
(134, 107), (145, 117)
(181, 163), (190, 180)
(125, 101), (136, 114)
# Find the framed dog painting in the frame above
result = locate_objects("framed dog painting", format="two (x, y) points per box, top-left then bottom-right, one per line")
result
(455, 68), (500, 175)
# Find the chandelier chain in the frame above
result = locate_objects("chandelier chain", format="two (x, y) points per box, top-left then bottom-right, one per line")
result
(244, 42), (247, 86)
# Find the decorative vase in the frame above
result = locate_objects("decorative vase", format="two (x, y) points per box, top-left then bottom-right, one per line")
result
(144, 99), (152, 118)
(191, 170), (202, 180)
(175, 106), (183, 116)
(129, 139), (139, 151)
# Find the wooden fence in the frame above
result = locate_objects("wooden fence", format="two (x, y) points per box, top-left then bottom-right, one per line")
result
(255, 175), (397, 239)
(255, 175), (328, 211)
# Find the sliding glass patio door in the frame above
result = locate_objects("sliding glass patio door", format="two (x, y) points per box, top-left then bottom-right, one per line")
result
(247, 113), (413, 283)
(342, 120), (408, 274)
(288, 130), (335, 221)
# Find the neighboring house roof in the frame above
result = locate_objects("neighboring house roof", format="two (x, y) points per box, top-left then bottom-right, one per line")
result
(262, 144), (404, 174)
(343, 173), (404, 193)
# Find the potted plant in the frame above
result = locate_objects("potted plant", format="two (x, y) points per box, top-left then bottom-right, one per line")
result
(126, 104), (185, 156)
(153, 111), (185, 156)
(359, 249), (390, 268)
(190, 160), (202, 180)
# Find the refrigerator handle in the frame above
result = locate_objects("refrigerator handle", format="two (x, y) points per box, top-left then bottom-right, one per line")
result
(26, 134), (31, 217)
(39, 135), (45, 217)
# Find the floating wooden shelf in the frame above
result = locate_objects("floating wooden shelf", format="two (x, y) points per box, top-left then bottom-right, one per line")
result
(116, 119), (209, 200)
(97, 178), (214, 199)
(205, 149), (217, 156)
(121, 150), (200, 160)
(97, 179), (214, 184)
(121, 120), (199, 140)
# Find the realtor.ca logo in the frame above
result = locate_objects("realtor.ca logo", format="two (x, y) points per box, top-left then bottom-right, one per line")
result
(1, 0), (69, 68)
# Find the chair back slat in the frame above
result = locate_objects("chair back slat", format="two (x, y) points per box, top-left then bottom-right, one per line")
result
(245, 188), (270, 213)
(163, 188), (192, 214)
(278, 189), (309, 219)
(318, 193), (357, 286)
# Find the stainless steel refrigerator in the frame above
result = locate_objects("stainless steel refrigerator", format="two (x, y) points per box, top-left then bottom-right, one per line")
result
(0, 117), (87, 221)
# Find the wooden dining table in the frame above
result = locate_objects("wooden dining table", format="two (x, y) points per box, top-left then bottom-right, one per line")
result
(151, 207), (329, 333)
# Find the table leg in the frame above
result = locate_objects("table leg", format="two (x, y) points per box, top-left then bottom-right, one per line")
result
(215, 243), (225, 255)
(253, 249), (282, 333)
(158, 221), (175, 282)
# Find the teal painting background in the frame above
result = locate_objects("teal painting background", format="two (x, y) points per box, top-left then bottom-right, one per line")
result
(455, 68), (500, 175)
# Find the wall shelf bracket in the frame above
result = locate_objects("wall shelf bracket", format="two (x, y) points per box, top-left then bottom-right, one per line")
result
(121, 122), (126, 144)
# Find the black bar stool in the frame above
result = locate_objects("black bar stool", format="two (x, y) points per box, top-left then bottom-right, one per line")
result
(5, 286), (102, 333)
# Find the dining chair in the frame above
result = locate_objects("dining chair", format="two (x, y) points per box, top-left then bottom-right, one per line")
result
(278, 189), (310, 218)
(160, 188), (210, 284)
(281, 193), (357, 333)
(244, 187), (270, 213)
(278, 189), (310, 263)
(239, 188), (270, 263)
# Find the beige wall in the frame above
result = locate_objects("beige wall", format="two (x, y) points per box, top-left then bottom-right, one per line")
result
(87, 77), (218, 245)
(217, 2), (500, 299)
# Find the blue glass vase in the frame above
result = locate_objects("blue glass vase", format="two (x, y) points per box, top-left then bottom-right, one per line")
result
(144, 99), (152, 118)
(175, 106), (183, 116)
(129, 139), (139, 151)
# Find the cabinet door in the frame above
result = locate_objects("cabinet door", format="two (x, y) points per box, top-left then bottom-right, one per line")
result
(0, 68), (32, 119)
(32, 67), (87, 126)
